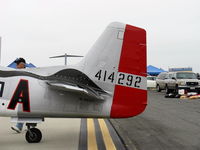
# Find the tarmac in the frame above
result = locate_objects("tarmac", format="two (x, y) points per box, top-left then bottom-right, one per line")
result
(0, 117), (125, 150)
(111, 91), (200, 150)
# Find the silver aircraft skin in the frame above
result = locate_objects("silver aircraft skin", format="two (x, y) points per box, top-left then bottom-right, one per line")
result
(0, 22), (147, 143)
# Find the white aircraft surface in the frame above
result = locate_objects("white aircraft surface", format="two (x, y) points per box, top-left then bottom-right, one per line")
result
(0, 22), (147, 143)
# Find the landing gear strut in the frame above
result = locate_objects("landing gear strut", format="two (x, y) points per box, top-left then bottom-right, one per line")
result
(25, 123), (42, 143)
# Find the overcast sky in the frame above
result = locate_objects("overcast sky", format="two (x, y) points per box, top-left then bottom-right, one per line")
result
(0, 0), (200, 72)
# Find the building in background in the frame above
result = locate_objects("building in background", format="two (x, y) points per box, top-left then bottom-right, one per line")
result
(168, 67), (192, 72)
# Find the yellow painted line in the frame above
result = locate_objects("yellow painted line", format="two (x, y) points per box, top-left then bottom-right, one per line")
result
(98, 119), (117, 150)
(87, 119), (98, 150)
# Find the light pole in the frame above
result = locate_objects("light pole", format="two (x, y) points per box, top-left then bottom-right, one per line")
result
(50, 53), (83, 65)
(64, 53), (67, 65)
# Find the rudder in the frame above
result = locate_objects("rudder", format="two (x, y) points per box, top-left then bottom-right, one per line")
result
(111, 24), (147, 118)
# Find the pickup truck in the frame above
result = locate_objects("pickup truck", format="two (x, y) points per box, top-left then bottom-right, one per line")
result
(165, 72), (200, 95)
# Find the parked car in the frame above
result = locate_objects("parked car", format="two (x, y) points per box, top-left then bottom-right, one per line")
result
(147, 76), (156, 89)
(156, 72), (168, 92)
(165, 72), (200, 94)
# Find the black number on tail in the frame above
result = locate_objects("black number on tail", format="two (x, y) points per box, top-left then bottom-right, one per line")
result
(95, 70), (102, 80)
(126, 75), (133, 86)
(103, 71), (107, 81)
(134, 77), (141, 88)
(118, 73), (125, 85)
(108, 72), (115, 83)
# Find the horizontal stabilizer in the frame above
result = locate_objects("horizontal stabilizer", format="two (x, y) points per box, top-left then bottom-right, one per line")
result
(46, 82), (104, 100)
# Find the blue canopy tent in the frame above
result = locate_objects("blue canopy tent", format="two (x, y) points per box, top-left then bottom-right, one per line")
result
(7, 60), (36, 69)
(147, 65), (166, 76)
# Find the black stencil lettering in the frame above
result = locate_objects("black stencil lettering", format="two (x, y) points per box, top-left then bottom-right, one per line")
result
(95, 70), (102, 80)
(126, 75), (133, 86)
(108, 72), (115, 83)
(134, 77), (141, 88)
(0, 82), (5, 97)
(118, 73), (125, 85)
(7, 79), (30, 112)
(103, 70), (107, 81)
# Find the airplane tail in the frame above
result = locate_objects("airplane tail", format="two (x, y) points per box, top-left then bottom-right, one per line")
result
(80, 22), (147, 118)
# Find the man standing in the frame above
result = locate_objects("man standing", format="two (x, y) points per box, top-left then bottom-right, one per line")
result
(11, 58), (26, 133)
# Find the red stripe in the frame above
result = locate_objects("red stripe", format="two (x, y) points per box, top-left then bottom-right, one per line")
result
(111, 24), (147, 118)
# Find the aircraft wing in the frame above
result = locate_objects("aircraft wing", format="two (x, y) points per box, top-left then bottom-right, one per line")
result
(46, 81), (105, 100)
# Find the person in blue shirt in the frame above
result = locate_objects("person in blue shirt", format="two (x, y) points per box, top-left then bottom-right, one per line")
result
(11, 58), (26, 133)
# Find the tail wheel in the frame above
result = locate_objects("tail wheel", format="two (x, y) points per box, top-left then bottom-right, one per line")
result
(26, 128), (42, 143)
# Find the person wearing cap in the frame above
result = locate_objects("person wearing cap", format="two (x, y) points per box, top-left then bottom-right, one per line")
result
(11, 58), (26, 133)
(15, 58), (26, 69)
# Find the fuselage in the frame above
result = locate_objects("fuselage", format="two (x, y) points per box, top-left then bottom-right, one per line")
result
(0, 66), (113, 118)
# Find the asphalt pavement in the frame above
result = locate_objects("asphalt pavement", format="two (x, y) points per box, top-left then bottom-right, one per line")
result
(111, 91), (200, 150)
(0, 117), (125, 150)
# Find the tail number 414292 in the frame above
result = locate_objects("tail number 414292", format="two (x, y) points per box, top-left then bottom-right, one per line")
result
(95, 70), (142, 89)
